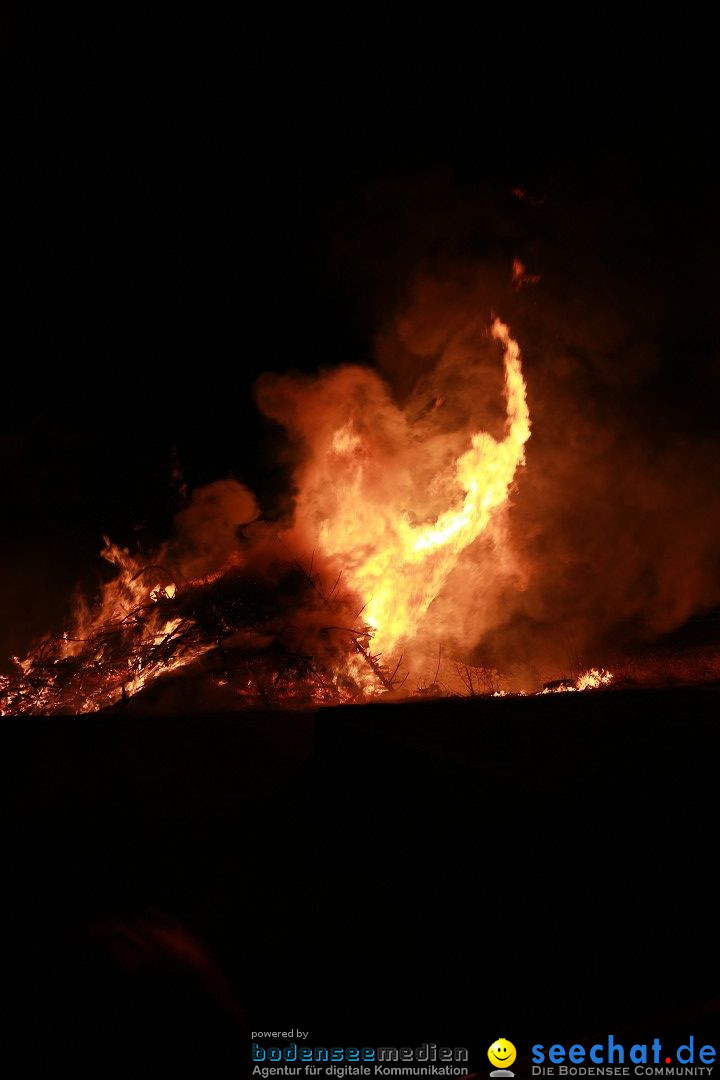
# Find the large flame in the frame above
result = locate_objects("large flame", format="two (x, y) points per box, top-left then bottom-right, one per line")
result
(2, 316), (572, 714)
(306, 318), (531, 653)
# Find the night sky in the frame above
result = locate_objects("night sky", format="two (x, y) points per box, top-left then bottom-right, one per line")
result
(2, 8), (719, 665)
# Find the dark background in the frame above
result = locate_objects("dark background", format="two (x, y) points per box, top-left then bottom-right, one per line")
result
(2, 7), (719, 662)
(8, 688), (720, 1075)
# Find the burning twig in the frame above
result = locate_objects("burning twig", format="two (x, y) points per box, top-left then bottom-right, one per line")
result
(352, 638), (408, 693)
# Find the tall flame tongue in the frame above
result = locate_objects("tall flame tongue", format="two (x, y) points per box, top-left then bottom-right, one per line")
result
(314, 318), (531, 653)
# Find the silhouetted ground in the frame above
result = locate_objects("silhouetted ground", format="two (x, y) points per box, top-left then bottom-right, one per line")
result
(5, 686), (720, 1076)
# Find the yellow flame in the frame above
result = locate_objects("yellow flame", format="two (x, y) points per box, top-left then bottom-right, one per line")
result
(318, 318), (531, 652)
(576, 667), (613, 691)
(541, 668), (614, 694)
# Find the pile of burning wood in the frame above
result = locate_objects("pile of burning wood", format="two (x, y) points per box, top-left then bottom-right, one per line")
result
(0, 556), (402, 716)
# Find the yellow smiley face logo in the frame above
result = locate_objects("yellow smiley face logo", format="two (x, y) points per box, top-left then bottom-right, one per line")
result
(488, 1039), (517, 1070)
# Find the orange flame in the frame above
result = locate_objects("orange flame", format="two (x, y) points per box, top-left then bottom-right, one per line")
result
(310, 318), (531, 653)
(541, 668), (614, 694)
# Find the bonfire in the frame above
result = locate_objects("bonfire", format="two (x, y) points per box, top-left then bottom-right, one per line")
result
(0, 317), (615, 715)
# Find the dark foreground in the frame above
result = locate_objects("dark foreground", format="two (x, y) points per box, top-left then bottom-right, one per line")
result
(5, 686), (720, 1076)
